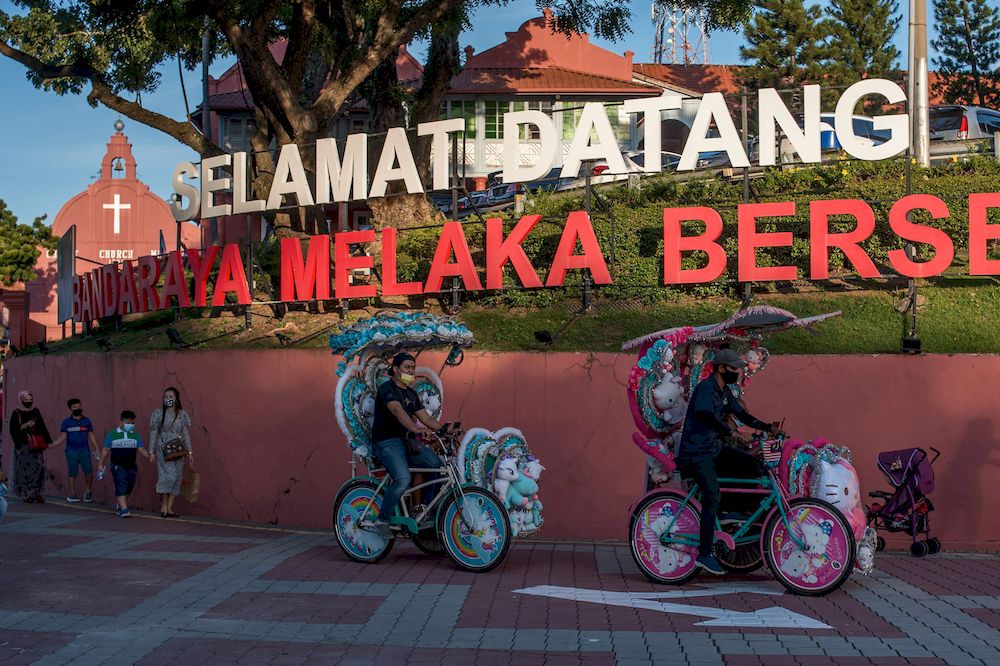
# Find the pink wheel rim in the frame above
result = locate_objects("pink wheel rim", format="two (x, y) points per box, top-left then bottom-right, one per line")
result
(769, 503), (852, 592)
(632, 496), (699, 580)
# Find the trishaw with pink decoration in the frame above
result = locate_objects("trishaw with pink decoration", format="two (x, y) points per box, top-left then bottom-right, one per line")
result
(623, 307), (878, 596)
(329, 311), (547, 572)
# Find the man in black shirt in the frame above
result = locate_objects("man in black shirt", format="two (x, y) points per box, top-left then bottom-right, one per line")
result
(677, 348), (777, 575)
(367, 353), (448, 538)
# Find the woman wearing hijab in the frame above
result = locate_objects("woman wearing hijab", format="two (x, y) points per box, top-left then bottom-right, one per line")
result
(9, 390), (52, 503)
(148, 386), (194, 518)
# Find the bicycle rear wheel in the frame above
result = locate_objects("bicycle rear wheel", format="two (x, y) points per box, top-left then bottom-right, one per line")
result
(629, 491), (700, 585)
(332, 480), (394, 564)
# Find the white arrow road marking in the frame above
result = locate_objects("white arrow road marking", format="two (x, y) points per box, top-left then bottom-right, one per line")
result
(513, 584), (832, 629)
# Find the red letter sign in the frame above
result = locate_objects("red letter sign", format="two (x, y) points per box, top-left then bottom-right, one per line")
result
(186, 247), (220, 307)
(381, 228), (423, 296)
(426, 221), (484, 292)
(663, 206), (727, 284)
(546, 211), (612, 287)
(281, 235), (331, 301)
(738, 202), (798, 282)
(809, 199), (879, 279)
(887, 194), (953, 278)
(969, 193), (1000, 275)
(334, 230), (377, 299)
(486, 216), (543, 289)
(118, 261), (139, 314)
(71, 276), (81, 321)
(136, 256), (162, 312)
(211, 243), (252, 306)
(160, 251), (191, 308)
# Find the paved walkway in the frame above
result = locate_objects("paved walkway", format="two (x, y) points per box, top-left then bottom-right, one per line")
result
(0, 501), (998, 665)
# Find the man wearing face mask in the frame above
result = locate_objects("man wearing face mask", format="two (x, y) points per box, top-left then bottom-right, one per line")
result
(366, 353), (448, 539)
(677, 348), (777, 575)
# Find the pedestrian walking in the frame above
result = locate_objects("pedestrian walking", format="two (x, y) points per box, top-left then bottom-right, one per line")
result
(148, 387), (194, 518)
(9, 390), (52, 503)
(98, 410), (151, 518)
(50, 398), (99, 502)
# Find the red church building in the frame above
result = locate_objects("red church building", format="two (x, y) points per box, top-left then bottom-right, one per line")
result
(3, 123), (201, 346)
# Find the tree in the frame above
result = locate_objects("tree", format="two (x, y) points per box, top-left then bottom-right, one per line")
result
(3, 1), (747, 236)
(826, 0), (900, 83)
(932, 0), (1000, 108)
(740, 0), (829, 90)
(0, 200), (57, 287)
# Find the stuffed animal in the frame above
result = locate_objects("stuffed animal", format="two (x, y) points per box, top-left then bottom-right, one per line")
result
(508, 472), (537, 509)
(652, 375), (687, 423)
(493, 456), (520, 508)
(520, 456), (545, 482)
(815, 459), (866, 538)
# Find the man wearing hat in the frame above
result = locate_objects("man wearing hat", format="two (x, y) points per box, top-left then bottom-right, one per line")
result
(677, 347), (778, 575)
(365, 352), (450, 539)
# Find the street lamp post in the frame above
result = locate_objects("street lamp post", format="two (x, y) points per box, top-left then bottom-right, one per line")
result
(909, 0), (930, 167)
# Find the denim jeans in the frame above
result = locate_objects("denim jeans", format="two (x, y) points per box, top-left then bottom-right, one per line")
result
(680, 446), (762, 556)
(372, 438), (443, 521)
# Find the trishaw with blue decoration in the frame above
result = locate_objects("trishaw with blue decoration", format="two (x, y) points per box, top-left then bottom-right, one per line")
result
(329, 311), (547, 572)
(623, 306), (879, 595)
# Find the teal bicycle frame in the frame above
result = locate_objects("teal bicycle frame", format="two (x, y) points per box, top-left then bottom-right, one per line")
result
(657, 466), (810, 553)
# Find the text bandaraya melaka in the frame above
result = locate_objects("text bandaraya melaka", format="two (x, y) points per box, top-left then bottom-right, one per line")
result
(73, 194), (1000, 324)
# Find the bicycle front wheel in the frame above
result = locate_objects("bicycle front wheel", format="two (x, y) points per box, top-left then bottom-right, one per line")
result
(629, 491), (700, 585)
(437, 486), (511, 572)
(763, 498), (855, 596)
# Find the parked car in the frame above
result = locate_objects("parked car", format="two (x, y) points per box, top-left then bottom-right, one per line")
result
(929, 105), (1000, 141)
(622, 150), (683, 172)
(777, 113), (896, 163)
(485, 182), (523, 206)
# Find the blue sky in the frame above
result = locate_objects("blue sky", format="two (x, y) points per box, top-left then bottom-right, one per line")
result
(0, 0), (935, 225)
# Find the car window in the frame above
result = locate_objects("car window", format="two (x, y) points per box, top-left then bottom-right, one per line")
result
(929, 108), (964, 132)
(852, 118), (873, 138)
(978, 113), (1000, 135)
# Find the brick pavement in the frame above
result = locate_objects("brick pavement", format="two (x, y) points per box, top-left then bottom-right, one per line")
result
(0, 501), (997, 665)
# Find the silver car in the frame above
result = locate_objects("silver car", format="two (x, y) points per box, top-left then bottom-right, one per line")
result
(929, 105), (1000, 141)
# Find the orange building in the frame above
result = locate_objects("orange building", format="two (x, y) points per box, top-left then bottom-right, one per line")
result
(3, 123), (201, 345)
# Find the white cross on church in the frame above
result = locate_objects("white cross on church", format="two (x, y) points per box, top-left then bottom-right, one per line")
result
(103, 193), (131, 234)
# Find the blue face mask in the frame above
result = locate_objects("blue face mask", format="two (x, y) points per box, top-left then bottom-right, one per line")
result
(123, 423), (135, 432)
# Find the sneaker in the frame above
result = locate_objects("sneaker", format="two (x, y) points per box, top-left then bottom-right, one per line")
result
(695, 555), (726, 575)
(115, 506), (123, 517)
(83, 492), (93, 503)
(361, 518), (393, 539)
(719, 511), (751, 525)
(66, 496), (81, 503)
(120, 508), (131, 518)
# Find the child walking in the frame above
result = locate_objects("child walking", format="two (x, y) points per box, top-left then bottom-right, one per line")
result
(99, 410), (151, 517)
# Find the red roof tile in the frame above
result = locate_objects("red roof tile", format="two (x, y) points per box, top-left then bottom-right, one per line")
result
(449, 66), (660, 95)
(632, 64), (743, 96)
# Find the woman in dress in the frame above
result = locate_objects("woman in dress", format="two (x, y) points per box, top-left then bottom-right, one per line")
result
(148, 386), (194, 518)
(9, 390), (52, 503)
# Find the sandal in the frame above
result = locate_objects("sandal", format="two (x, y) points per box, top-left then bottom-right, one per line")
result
(160, 512), (169, 518)
(165, 512), (179, 518)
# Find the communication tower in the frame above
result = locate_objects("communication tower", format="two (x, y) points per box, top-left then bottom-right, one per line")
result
(651, 1), (710, 65)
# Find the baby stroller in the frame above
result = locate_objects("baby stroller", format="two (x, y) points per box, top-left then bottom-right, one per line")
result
(866, 447), (941, 557)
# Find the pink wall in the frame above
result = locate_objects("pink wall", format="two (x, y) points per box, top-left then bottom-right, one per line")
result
(3, 351), (998, 551)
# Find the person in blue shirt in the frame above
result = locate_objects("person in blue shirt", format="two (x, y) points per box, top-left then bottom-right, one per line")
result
(677, 348), (778, 575)
(50, 398), (99, 503)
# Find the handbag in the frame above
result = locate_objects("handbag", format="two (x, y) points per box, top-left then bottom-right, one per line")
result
(28, 434), (48, 451)
(162, 437), (188, 461)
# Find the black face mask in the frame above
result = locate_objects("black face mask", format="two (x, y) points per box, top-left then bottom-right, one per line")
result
(21, 401), (33, 409)
(72, 408), (83, 417)
(720, 369), (741, 385)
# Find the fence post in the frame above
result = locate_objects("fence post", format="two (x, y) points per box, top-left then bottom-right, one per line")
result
(740, 86), (752, 306)
(994, 131), (1000, 162)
